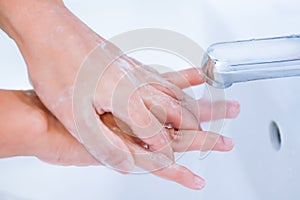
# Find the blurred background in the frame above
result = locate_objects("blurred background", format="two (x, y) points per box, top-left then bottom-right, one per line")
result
(1, 0), (300, 199)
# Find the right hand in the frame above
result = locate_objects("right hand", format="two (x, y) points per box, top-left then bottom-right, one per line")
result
(1, 0), (239, 189)
(13, 1), (200, 173)
(107, 68), (239, 190)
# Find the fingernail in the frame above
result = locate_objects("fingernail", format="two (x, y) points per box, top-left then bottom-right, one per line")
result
(222, 136), (234, 146)
(194, 176), (205, 189)
(115, 160), (133, 173)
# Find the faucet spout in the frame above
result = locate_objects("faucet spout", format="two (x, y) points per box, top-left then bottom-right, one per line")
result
(202, 35), (300, 88)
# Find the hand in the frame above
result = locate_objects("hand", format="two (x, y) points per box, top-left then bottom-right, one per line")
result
(0, 0), (240, 190)
(0, 90), (98, 165)
(0, 87), (239, 190)
(7, 1), (184, 171)
(2, 1), (207, 172)
(100, 68), (240, 190)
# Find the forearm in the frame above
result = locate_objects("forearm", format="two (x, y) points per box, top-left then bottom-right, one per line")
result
(0, 0), (64, 40)
(0, 0), (101, 72)
(0, 1), (64, 157)
(0, 0), (103, 101)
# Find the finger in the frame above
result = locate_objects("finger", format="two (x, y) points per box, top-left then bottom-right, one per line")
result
(134, 150), (205, 190)
(100, 112), (206, 190)
(96, 117), (135, 172)
(198, 99), (240, 122)
(101, 112), (234, 153)
(100, 63), (175, 160)
(100, 112), (147, 148)
(100, 112), (219, 190)
(126, 62), (190, 102)
(153, 164), (205, 190)
(161, 69), (241, 122)
(123, 56), (159, 74)
(74, 106), (135, 173)
(137, 69), (203, 122)
(126, 66), (202, 129)
(162, 68), (205, 89)
(170, 129), (234, 152)
(140, 85), (200, 130)
(120, 61), (201, 126)
(113, 91), (174, 160)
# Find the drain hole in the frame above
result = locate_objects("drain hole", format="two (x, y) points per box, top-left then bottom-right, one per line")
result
(269, 121), (282, 151)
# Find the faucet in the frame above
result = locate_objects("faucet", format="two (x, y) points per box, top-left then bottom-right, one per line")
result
(202, 35), (300, 88)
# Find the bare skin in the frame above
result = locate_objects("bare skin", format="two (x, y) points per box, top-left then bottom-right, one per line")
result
(0, 68), (239, 189)
(0, 90), (99, 165)
(0, 0), (240, 190)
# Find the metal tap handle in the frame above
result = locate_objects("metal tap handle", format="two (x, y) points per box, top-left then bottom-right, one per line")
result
(202, 35), (300, 88)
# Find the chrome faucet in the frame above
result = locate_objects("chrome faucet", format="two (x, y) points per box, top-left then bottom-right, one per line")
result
(202, 35), (300, 88)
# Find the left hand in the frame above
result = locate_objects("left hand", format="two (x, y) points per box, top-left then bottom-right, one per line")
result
(0, 68), (239, 190)
(0, 90), (99, 165)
